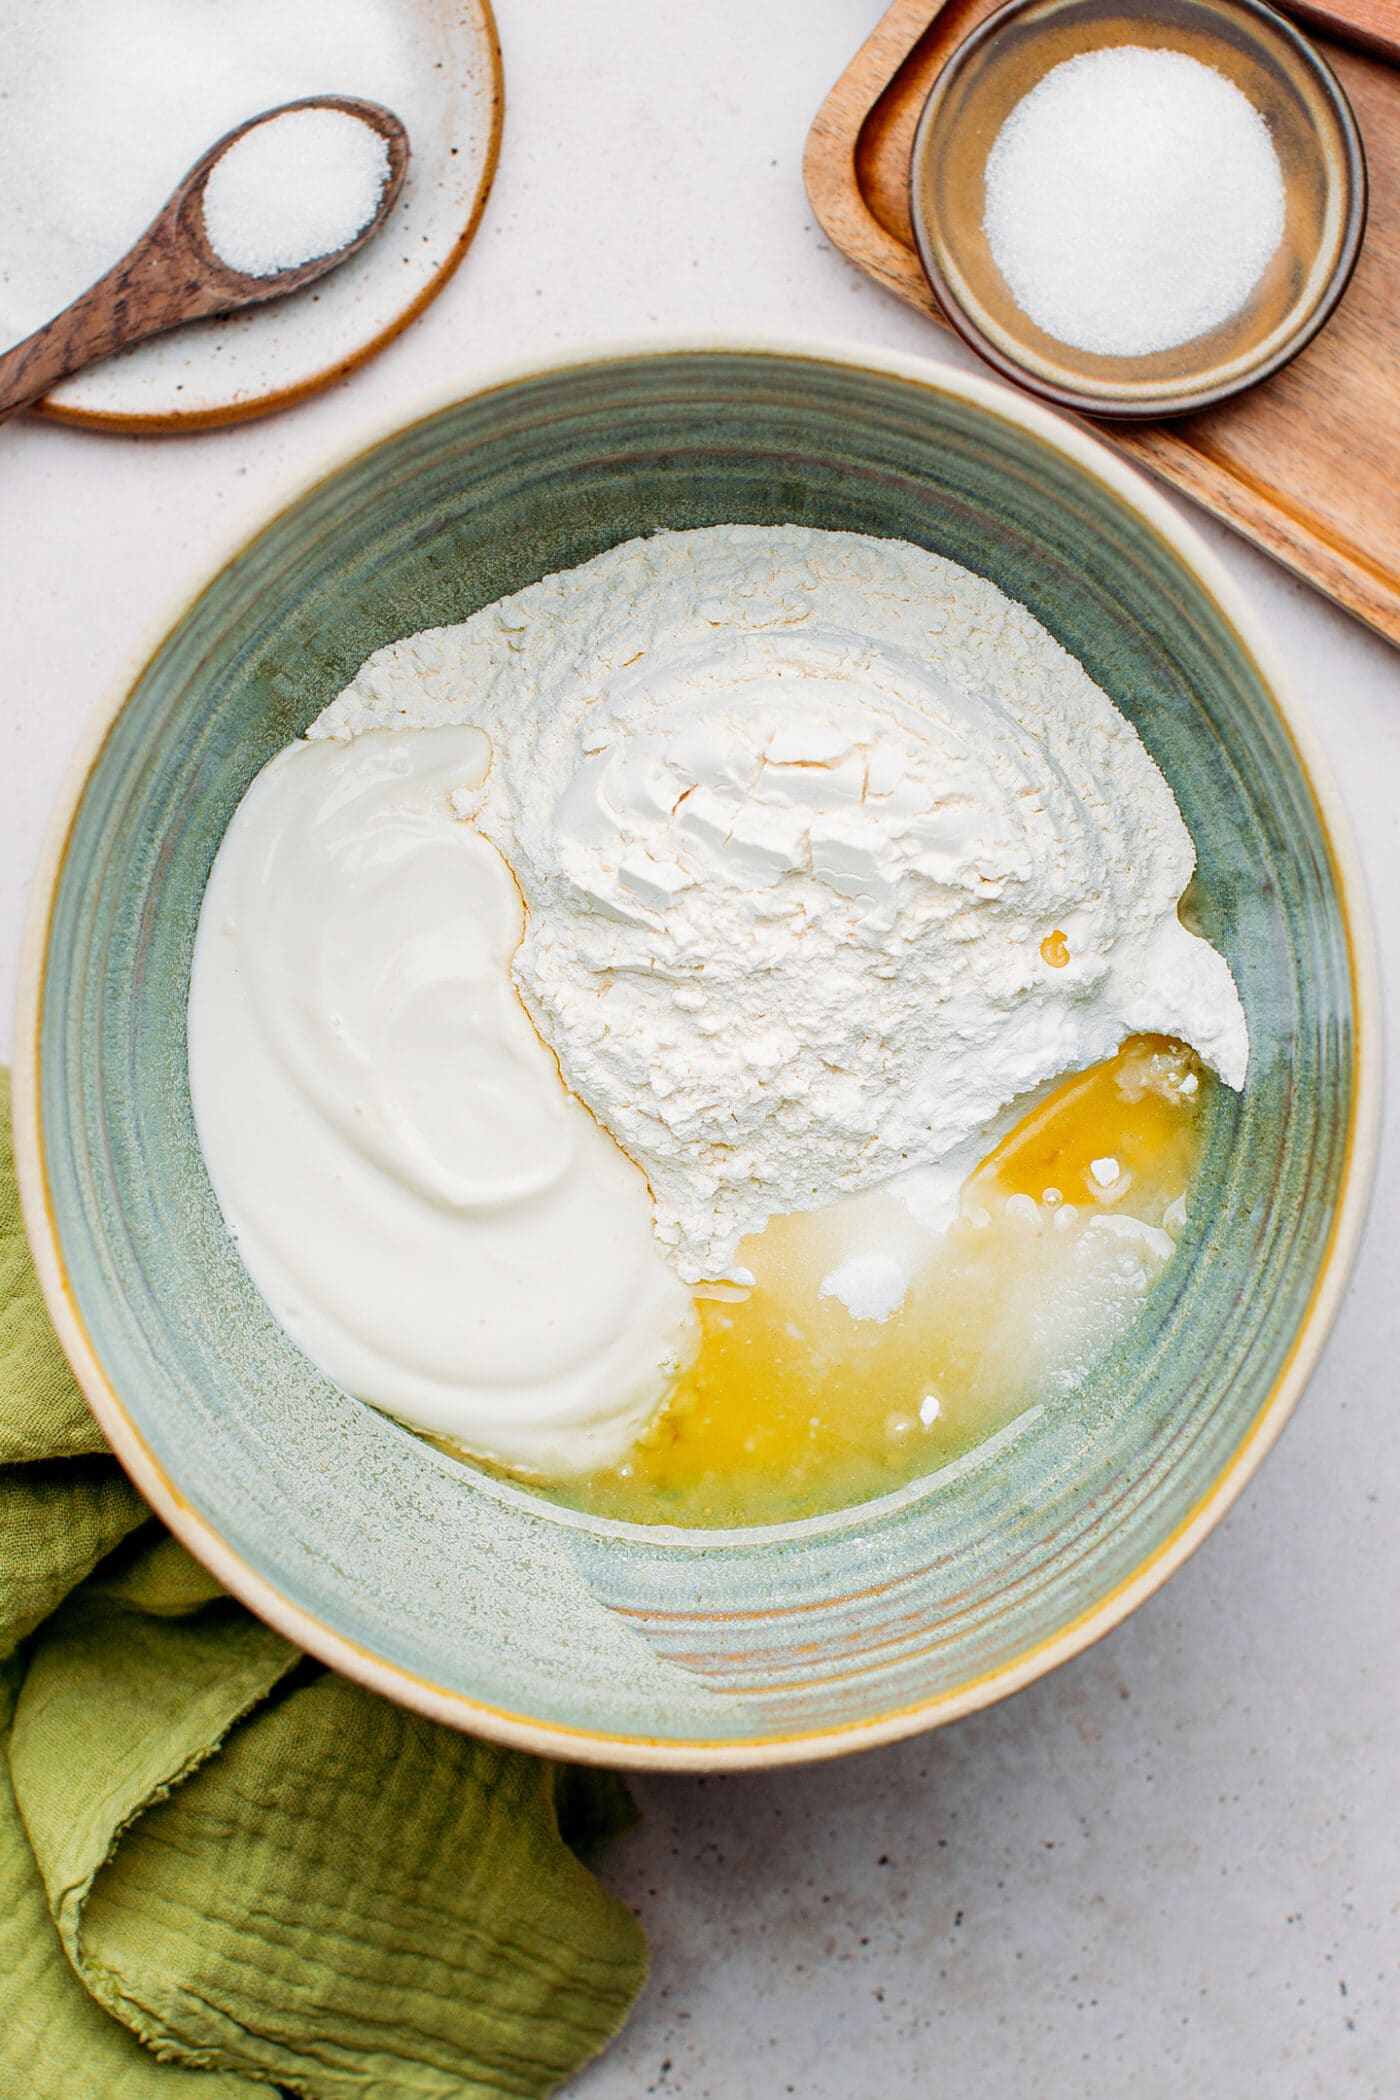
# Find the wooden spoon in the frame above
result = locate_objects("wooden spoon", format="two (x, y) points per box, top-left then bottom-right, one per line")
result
(0, 95), (409, 421)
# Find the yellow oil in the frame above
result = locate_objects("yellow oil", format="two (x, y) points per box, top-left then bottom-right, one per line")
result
(531, 1035), (1209, 1529)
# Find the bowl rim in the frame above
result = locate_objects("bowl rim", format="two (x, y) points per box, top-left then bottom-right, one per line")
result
(907, 0), (1370, 421)
(12, 335), (1382, 1770)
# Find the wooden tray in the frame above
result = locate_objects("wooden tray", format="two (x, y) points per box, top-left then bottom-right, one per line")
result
(805, 0), (1400, 648)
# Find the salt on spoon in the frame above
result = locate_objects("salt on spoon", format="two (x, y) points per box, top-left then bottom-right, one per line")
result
(0, 95), (408, 420)
(202, 107), (395, 278)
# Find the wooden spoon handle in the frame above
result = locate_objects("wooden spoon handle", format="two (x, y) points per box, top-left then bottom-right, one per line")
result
(0, 218), (224, 420)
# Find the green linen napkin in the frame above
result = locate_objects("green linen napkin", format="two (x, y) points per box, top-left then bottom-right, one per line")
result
(0, 1069), (647, 2098)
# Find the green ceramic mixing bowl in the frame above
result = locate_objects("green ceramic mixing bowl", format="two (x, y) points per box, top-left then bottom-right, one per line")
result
(14, 344), (1377, 1768)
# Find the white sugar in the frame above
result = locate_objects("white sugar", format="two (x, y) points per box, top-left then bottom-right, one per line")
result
(202, 108), (390, 277)
(982, 46), (1286, 357)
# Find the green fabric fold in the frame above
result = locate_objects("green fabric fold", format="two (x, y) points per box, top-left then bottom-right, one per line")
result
(0, 1075), (111, 1465)
(0, 1070), (646, 2097)
(1, 1655), (259, 2099)
(0, 1455), (150, 1661)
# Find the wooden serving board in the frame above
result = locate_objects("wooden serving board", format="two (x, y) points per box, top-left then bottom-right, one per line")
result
(805, 0), (1400, 648)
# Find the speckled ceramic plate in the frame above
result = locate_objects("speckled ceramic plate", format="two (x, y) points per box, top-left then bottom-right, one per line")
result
(0, 0), (502, 432)
(13, 344), (1378, 1769)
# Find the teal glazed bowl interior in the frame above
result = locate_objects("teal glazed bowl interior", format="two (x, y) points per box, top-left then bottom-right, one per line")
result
(20, 347), (1373, 1768)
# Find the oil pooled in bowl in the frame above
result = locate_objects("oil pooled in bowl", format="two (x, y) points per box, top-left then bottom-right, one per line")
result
(512, 1036), (1208, 1528)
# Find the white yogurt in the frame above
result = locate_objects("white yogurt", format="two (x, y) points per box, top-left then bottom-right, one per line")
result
(187, 725), (697, 1473)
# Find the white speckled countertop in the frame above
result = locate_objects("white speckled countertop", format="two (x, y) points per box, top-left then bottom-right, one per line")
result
(3, 5), (1396, 2093)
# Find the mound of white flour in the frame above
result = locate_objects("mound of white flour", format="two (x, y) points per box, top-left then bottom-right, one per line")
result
(313, 525), (1247, 1282)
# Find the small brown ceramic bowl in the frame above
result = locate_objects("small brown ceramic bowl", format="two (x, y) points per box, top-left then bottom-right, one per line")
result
(909, 0), (1367, 419)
